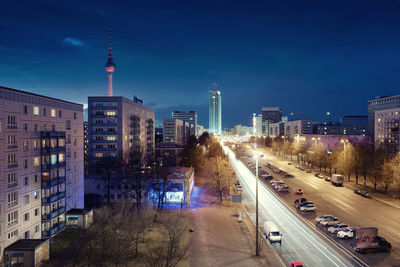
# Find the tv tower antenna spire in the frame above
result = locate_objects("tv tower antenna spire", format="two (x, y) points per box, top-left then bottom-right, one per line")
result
(105, 15), (116, 97)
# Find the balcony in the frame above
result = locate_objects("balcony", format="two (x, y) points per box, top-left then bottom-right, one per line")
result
(7, 182), (18, 189)
(41, 146), (65, 154)
(41, 162), (66, 171)
(130, 123), (140, 128)
(91, 131), (117, 135)
(42, 221), (66, 237)
(42, 191), (66, 204)
(41, 177), (65, 187)
(92, 139), (117, 143)
(7, 124), (18, 129)
(130, 115), (140, 121)
(7, 144), (18, 149)
(42, 206), (66, 221)
(92, 147), (118, 151)
(8, 163), (18, 169)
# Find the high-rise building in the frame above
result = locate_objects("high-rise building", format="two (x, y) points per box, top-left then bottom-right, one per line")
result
(368, 95), (400, 140)
(341, 115), (368, 127)
(172, 111), (197, 136)
(284, 120), (313, 140)
(261, 107), (282, 136)
(209, 85), (222, 134)
(163, 118), (184, 144)
(155, 126), (163, 145)
(0, 85), (84, 256)
(375, 108), (400, 154)
(84, 121), (88, 175)
(252, 113), (263, 135)
(87, 96), (155, 171)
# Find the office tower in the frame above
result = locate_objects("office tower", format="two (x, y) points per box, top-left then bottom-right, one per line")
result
(283, 120), (313, 140)
(368, 95), (400, 140)
(163, 118), (184, 144)
(172, 111), (197, 136)
(252, 113), (263, 135)
(0, 85), (84, 256)
(261, 107), (282, 135)
(209, 84), (222, 134)
(87, 96), (155, 171)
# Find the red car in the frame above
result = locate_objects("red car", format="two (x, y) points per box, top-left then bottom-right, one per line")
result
(295, 189), (304, 195)
(290, 261), (303, 267)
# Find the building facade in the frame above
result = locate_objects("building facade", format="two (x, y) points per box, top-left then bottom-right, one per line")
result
(172, 111), (197, 136)
(261, 107), (282, 135)
(87, 96), (155, 170)
(284, 120), (312, 140)
(368, 95), (400, 140)
(0, 86), (84, 258)
(296, 134), (370, 151)
(375, 108), (400, 154)
(209, 90), (222, 134)
(163, 118), (183, 144)
(269, 122), (285, 138)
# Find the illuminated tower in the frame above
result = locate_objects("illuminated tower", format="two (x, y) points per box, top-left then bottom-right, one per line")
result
(105, 16), (116, 97)
(209, 83), (222, 134)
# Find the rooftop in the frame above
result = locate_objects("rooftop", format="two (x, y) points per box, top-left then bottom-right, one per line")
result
(167, 167), (194, 180)
(5, 239), (48, 251)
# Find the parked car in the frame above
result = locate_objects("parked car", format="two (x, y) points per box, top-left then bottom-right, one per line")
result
(296, 201), (314, 209)
(270, 179), (283, 185)
(314, 173), (320, 177)
(299, 167), (305, 171)
(290, 261), (303, 267)
(315, 215), (334, 223)
(306, 170), (311, 173)
(295, 189), (304, 195)
(324, 176), (331, 182)
(321, 217), (339, 226)
(274, 183), (286, 189)
(264, 175), (273, 180)
(328, 224), (349, 234)
(337, 227), (358, 239)
(317, 174), (324, 179)
(361, 191), (371, 198)
(295, 165), (300, 169)
(288, 162), (292, 165)
(294, 198), (307, 205)
(278, 186), (291, 192)
(300, 204), (317, 212)
(284, 173), (294, 178)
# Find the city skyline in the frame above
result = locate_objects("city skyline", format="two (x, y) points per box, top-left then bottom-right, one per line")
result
(2, 1), (400, 128)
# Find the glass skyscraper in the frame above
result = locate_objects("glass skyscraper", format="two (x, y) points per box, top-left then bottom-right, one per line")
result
(209, 89), (222, 134)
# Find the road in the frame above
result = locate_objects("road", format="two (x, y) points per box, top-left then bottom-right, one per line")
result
(230, 143), (400, 266)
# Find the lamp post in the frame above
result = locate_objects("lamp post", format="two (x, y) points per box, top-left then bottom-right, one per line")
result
(253, 144), (263, 257)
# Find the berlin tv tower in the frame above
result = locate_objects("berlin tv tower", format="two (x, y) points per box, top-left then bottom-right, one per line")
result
(105, 16), (116, 97)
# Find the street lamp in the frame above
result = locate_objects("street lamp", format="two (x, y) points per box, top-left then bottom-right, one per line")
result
(253, 144), (263, 257)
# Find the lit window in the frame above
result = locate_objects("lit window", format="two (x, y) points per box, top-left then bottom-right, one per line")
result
(106, 111), (116, 116)
(51, 155), (57, 165)
(33, 157), (40, 167)
(107, 136), (116, 141)
(33, 106), (39, 115)
(59, 154), (65, 162)
(51, 109), (56, 117)
(95, 153), (103, 158)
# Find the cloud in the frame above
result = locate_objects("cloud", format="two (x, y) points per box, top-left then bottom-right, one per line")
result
(64, 37), (85, 47)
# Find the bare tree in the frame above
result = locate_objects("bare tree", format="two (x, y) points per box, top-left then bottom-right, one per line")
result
(94, 155), (122, 204)
(209, 156), (232, 203)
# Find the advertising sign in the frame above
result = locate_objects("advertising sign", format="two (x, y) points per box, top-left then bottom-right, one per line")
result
(353, 227), (378, 249)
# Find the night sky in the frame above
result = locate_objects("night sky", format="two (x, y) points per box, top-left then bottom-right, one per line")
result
(1, 0), (400, 128)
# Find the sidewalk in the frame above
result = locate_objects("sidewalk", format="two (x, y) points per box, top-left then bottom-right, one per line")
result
(261, 147), (400, 211)
(188, 165), (283, 267)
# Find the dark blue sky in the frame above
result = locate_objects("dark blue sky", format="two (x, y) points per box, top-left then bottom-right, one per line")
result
(1, 0), (400, 128)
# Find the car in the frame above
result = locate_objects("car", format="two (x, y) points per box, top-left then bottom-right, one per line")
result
(315, 215), (334, 223)
(295, 165), (300, 169)
(337, 227), (358, 239)
(354, 188), (362, 195)
(314, 173), (320, 177)
(290, 261), (303, 267)
(296, 201), (313, 209)
(288, 162), (292, 165)
(328, 224), (349, 234)
(278, 186), (291, 192)
(295, 189), (304, 195)
(317, 174), (324, 179)
(264, 175), (273, 180)
(324, 176), (331, 182)
(294, 197), (307, 205)
(270, 179), (283, 185)
(306, 169), (311, 173)
(274, 183), (286, 189)
(361, 191), (371, 198)
(284, 173), (294, 178)
(300, 204), (317, 212)
(321, 217), (339, 226)
(247, 154), (252, 158)
(299, 167), (305, 171)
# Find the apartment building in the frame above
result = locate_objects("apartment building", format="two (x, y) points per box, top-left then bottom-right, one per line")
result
(375, 108), (400, 154)
(284, 120), (312, 140)
(163, 118), (183, 144)
(0, 86), (84, 258)
(87, 96), (155, 170)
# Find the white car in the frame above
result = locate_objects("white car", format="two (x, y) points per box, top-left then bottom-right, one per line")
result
(328, 224), (349, 234)
(270, 179), (283, 185)
(321, 217), (339, 226)
(300, 204), (317, 212)
(315, 215), (334, 223)
(337, 228), (358, 239)
(274, 183), (286, 189)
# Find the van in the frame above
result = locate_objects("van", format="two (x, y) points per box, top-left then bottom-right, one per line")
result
(263, 221), (282, 244)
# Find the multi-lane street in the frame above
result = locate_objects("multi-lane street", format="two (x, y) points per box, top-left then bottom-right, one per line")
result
(224, 142), (400, 266)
